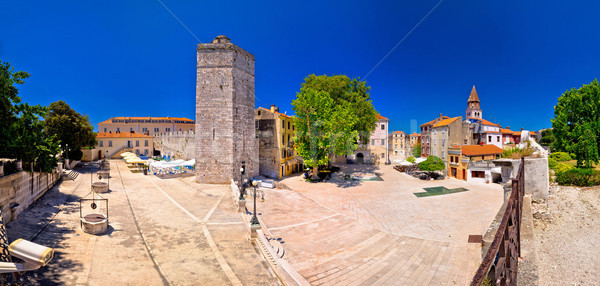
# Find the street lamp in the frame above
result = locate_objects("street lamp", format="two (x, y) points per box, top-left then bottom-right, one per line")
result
(249, 180), (264, 226)
(239, 161), (246, 201)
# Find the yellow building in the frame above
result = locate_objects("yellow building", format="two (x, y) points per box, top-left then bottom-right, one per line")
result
(98, 116), (194, 136)
(448, 144), (502, 182)
(96, 131), (154, 159)
(255, 105), (303, 179)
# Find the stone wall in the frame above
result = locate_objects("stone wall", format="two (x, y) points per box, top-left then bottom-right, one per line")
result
(154, 131), (196, 160)
(0, 165), (62, 223)
(195, 36), (258, 184)
(256, 118), (278, 178)
(81, 148), (99, 162)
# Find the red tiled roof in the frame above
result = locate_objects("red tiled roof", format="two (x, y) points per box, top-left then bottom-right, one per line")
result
(409, 133), (421, 137)
(419, 116), (449, 127)
(100, 117), (194, 124)
(392, 131), (405, 134)
(97, 132), (152, 138)
(467, 117), (500, 127)
(461, 144), (503, 156)
(432, 117), (461, 128)
(376, 114), (389, 121)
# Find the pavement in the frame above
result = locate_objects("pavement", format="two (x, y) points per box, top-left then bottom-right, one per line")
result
(5, 161), (504, 285)
(256, 164), (504, 285)
(6, 160), (277, 286)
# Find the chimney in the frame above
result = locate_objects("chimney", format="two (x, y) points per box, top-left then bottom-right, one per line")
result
(521, 127), (523, 131)
(130, 130), (135, 134)
(439, 113), (443, 119)
(271, 105), (276, 112)
(506, 126), (510, 130)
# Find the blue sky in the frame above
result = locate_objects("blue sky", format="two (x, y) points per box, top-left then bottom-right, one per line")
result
(2, 0), (599, 133)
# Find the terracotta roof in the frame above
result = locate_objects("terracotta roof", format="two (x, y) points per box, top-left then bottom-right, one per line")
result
(461, 144), (503, 156)
(100, 117), (195, 124)
(501, 128), (520, 135)
(276, 112), (291, 118)
(409, 133), (421, 137)
(468, 85), (480, 102)
(97, 132), (153, 138)
(419, 116), (449, 127)
(392, 131), (405, 134)
(468, 117), (500, 127)
(432, 116), (461, 128)
(376, 114), (389, 121)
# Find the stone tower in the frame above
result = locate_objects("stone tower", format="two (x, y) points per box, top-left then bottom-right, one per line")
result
(466, 85), (482, 119)
(195, 35), (258, 184)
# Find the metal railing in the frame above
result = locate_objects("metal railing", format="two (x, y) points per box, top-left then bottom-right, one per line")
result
(471, 157), (524, 286)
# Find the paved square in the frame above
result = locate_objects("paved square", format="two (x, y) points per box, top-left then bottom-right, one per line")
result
(256, 164), (504, 285)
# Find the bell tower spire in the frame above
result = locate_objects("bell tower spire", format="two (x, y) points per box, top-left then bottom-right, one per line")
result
(466, 85), (482, 119)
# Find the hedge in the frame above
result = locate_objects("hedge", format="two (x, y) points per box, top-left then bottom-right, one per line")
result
(549, 152), (572, 162)
(555, 168), (600, 186)
(418, 156), (445, 171)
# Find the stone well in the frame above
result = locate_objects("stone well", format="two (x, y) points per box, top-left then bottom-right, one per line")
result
(81, 213), (108, 235)
(92, 182), (109, 193)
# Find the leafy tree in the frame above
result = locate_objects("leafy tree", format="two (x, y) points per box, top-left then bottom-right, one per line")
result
(552, 79), (600, 167)
(300, 75), (377, 144)
(45, 100), (96, 160)
(407, 156), (415, 163)
(538, 128), (555, 147)
(411, 142), (421, 158)
(0, 61), (29, 158)
(293, 83), (367, 179)
(0, 60), (60, 171)
(418, 155), (445, 171)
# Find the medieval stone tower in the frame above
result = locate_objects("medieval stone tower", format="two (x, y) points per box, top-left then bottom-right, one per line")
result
(466, 85), (482, 119)
(195, 35), (258, 184)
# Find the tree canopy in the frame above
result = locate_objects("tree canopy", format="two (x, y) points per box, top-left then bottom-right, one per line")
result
(0, 60), (60, 171)
(45, 100), (96, 160)
(418, 155), (445, 171)
(552, 79), (600, 168)
(292, 75), (376, 178)
(412, 142), (422, 158)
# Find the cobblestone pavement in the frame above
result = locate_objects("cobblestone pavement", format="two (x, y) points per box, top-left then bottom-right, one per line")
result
(7, 160), (277, 285)
(255, 164), (504, 285)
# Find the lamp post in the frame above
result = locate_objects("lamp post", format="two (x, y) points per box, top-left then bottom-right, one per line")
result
(249, 180), (264, 226)
(237, 162), (247, 212)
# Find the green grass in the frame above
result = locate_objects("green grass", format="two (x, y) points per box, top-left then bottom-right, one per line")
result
(563, 160), (600, 171)
(414, 186), (469, 197)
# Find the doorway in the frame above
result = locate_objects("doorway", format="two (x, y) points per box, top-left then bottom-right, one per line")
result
(356, 153), (364, 164)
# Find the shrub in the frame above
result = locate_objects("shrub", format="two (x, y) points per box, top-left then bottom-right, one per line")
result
(556, 168), (600, 186)
(550, 152), (572, 162)
(502, 146), (534, 159)
(418, 156), (445, 171)
(407, 156), (416, 163)
(548, 157), (558, 169)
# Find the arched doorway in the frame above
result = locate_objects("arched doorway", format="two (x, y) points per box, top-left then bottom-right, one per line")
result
(356, 153), (364, 164)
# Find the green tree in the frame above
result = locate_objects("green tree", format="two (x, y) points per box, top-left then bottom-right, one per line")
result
(45, 100), (96, 160)
(0, 60), (60, 171)
(538, 128), (555, 147)
(552, 79), (600, 167)
(300, 75), (377, 144)
(412, 142), (421, 158)
(0, 61), (29, 158)
(418, 155), (445, 171)
(293, 83), (367, 179)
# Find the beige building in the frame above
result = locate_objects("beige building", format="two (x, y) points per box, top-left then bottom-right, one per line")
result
(408, 132), (421, 157)
(430, 116), (472, 164)
(96, 131), (154, 159)
(98, 116), (195, 136)
(255, 105), (302, 179)
(388, 131), (407, 162)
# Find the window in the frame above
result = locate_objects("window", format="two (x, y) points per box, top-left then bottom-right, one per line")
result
(127, 141), (131, 147)
(282, 119), (284, 128)
(442, 139), (445, 146)
(257, 110), (261, 116)
(381, 139), (384, 145)
(488, 135), (492, 142)
(497, 136), (500, 142)
(472, 171), (485, 178)
(166, 128), (171, 132)
(142, 127), (148, 132)
(434, 150), (437, 156)
(145, 140), (148, 147)
(288, 122), (290, 129)
(434, 139), (437, 146)
(130, 128), (133, 132)
(117, 127), (120, 132)
(371, 139), (375, 146)
(135, 149), (140, 155)
(103, 128), (107, 132)
(395, 144), (398, 149)
(154, 128), (159, 132)
(144, 149), (148, 155)
(99, 140), (104, 147)
(288, 135), (291, 146)
(108, 140), (112, 147)
(136, 140), (139, 147)
(282, 134), (285, 145)
(381, 124), (385, 130)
